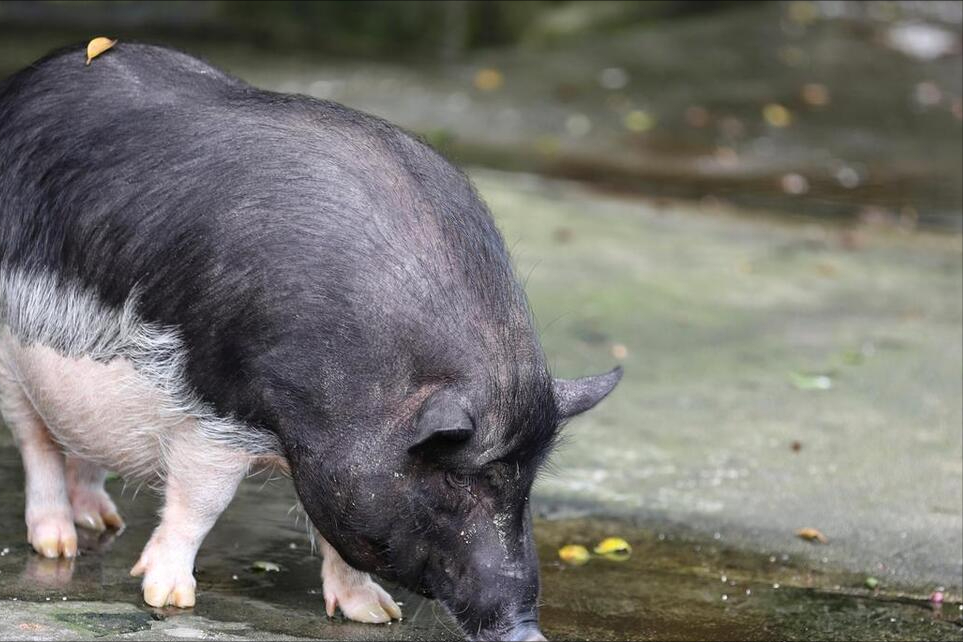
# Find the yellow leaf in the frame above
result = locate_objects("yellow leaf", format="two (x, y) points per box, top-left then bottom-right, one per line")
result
(762, 103), (792, 128)
(558, 544), (590, 565)
(623, 110), (656, 133)
(473, 68), (503, 92)
(796, 527), (828, 544)
(86, 37), (117, 66)
(594, 537), (632, 561)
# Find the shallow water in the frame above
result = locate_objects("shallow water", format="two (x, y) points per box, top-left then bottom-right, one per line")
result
(0, 446), (959, 641)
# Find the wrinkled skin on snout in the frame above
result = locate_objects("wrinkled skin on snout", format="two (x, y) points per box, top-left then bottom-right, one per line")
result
(290, 369), (622, 641)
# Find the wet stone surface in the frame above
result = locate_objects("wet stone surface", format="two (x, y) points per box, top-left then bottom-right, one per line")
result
(0, 170), (961, 640)
(0, 443), (960, 641)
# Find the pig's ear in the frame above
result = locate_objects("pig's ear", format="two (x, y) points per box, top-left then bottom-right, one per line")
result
(554, 366), (623, 420)
(408, 390), (475, 454)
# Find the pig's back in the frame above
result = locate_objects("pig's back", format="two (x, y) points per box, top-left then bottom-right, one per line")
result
(0, 43), (535, 438)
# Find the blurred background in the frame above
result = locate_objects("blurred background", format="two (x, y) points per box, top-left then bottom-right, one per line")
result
(0, 0), (961, 228)
(0, 2), (960, 641)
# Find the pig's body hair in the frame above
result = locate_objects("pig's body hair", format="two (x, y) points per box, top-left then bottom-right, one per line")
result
(0, 267), (282, 480)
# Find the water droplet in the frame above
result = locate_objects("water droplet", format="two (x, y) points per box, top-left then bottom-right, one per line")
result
(565, 113), (592, 138)
(781, 173), (810, 195)
(834, 165), (861, 189)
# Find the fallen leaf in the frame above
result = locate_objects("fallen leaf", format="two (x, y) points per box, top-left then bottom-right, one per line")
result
(473, 68), (503, 92)
(558, 544), (590, 566)
(787, 1), (818, 25)
(790, 372), (833, 391)
(611, 343), (628, 360)
(762, 103), (792, 128)
(86, 37), (117, 66)
(623, 110), (655, 133)
(685, 106), (710, 127)
(594, 537), (632, 561)
(796, 527), (828, 544)
(553, 227), (574, 243)
(801, 83), (831, 107)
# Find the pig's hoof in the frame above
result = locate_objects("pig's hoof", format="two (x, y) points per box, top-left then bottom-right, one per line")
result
(323, 576), (402, 624)
(141, 579), (196, 608)
(27, 512), (78, 559)
(69, 487), (123, 532)
(131, 549), (196, 608)
(136, 571), (197, 608)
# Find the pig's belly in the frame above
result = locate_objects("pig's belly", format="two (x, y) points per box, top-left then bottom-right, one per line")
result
(0, 328), (187, 479)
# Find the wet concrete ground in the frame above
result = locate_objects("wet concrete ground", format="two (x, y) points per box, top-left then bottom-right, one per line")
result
(0, 445), (960, 641)
(0, 171), (960, 640)
(480, 170), (962, 595)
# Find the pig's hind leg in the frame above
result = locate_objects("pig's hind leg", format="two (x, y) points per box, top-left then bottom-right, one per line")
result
(66, 456), (124, 532)
(0, 377), (77, 558)
(318, 533), (402, 623)
(131, 429), (248, 608)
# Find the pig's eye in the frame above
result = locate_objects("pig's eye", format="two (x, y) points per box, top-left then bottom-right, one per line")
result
(445, 471), (472, 490)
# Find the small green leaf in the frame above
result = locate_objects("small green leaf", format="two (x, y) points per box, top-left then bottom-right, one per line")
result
(790, 372), (833, 391)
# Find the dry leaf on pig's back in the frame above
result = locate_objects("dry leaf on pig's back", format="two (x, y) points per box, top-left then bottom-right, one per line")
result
(86, 37), (117, 66)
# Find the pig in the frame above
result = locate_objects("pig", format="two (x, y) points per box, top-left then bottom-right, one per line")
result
(0, 42), (621, 641)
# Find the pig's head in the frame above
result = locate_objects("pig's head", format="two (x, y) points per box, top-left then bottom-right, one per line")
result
(289, 366), (621, 641)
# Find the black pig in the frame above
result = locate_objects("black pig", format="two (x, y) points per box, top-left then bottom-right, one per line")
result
(0, 43), (621, 641)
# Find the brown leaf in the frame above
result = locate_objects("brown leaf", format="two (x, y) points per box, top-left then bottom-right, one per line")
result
(796, 527), (828, 544)
(86, 37), (117, 66)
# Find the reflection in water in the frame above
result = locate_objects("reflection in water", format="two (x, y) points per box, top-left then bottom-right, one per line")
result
(0, 450), (959, 641)
(22, 555), (75, 589)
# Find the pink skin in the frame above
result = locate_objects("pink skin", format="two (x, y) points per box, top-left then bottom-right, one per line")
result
(318, 532), (402, 623)
(1, 333), (401, 621)
(0, 370), (77, 559)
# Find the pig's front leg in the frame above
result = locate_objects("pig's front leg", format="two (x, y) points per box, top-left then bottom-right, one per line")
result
(317, 531), (402, 623)
(131, 430), (248, 608)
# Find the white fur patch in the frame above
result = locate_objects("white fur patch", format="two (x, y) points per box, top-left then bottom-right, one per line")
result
(0, 268), (281, 480)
